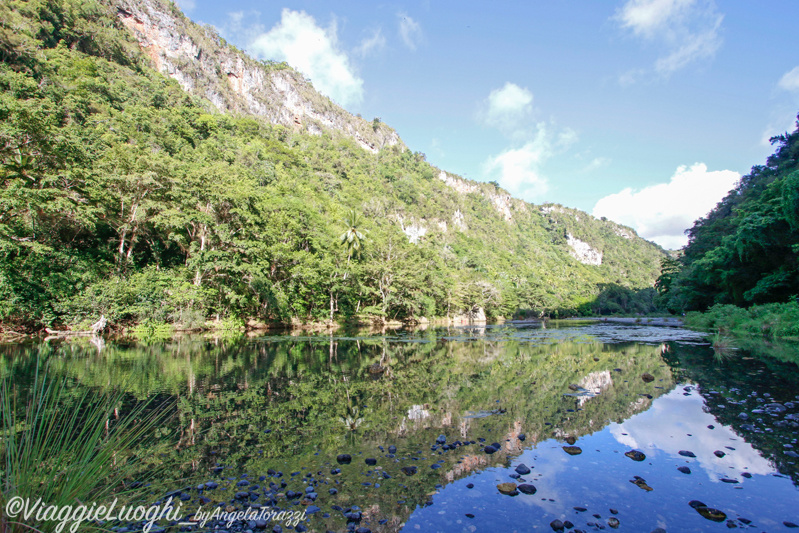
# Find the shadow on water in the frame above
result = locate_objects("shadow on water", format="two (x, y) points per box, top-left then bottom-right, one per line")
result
(1, 323), (798, 531)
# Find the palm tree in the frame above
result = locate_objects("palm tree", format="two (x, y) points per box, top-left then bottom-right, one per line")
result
(339, 209), (366, 261)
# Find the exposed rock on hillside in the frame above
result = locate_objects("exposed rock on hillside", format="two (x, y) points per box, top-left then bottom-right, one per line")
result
(567, 233), (603, 266)
(114, 0), (402, 153)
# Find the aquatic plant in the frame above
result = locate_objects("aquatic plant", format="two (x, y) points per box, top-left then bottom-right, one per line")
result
(0, 361), (173, 533)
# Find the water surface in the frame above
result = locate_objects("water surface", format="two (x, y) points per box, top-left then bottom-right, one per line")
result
(3, 321), (798, 532)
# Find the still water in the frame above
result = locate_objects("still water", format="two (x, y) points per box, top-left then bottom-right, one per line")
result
(3, 321), (799, 532)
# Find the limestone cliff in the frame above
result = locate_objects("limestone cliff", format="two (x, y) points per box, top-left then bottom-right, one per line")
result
(113, 0), (402, 153)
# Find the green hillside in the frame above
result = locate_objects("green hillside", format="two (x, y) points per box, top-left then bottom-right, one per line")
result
(0, 0), (666, 332)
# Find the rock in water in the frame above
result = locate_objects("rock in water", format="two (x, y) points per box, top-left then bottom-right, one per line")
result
(694, 506), (727, 522)
(436, 434), (446, 445)
(625, 450), (646, 461)
(517, 484), (537, 495)
(497, 482), (518, 495)
(550, 519), (565, 531)
(484, 445), (498, 454)
(607, 517), (620, 528)
(365, 458), (377, 465)
(563, 446), (582, 455)
(678, 450), (696, 458)
(629, 476), (653, 491)
(641, 373), (655, 383)
(336, 454), (352, 464)
(565, 435), (577, 445)
(677, 466), (691, 474)
(515, 464), (531, 475)
(713, 450), (725, 458)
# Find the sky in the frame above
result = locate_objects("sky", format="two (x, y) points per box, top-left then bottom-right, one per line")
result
(176, 0), (799, 249)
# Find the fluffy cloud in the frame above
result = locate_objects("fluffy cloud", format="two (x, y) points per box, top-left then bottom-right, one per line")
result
(397, 13), (423, 50)
(614, 0), (723, 78)
(248, 9), (364, 108)
(778, 66), (799, 92)
(479, 83), (577, 200)
(483, 123), (577, 201)
(592, 163), (739, 249)
(479, 82), (534, 138)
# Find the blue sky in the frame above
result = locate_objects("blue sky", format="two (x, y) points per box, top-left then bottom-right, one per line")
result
(176, 0), (799, 248)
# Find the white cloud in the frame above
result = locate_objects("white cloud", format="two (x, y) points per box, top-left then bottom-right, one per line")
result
(479, 82), (534, 138)
(248, 9), (364, 108)
(778, 66), (799, 92)
(355, 28), (386, 57)
(614, 0), (723, 78)
(592, 163), (739, 249)
(397, 13), (423, 50)
(616, 0), (696, 38)
(483, 123), (577, 201)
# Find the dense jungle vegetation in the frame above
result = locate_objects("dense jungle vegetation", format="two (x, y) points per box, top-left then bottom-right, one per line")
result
(0, 0), (666, 332)
(656, 120), (799, 337)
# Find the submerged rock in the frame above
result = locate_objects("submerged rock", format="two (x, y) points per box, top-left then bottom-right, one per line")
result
(607, 517), (620, 528)
(629, 476), (653, 491)
(641, 373), (655, 383)
(678, 450), (696, 458)
(677, 466), (691, 474)
(497, 482), (518, 495)
(484, 445), (498, 454)
(400, 466), (417, 476)
(517, 483), (537, 495)
(625, 450), (646, 461)
(550, 519), (565, 531)
(563, 446), (582, 455)
(336, 454), (352, 464)
(515, 464), (531, 475)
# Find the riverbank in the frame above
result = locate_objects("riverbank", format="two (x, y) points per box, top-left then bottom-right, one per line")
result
(684, 302), (799, 340)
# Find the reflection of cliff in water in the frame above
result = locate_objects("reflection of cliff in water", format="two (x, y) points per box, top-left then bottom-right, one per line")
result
(662, 340), (799, 486)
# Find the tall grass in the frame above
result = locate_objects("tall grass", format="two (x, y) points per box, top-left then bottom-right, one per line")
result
(1, 361), (173, 533)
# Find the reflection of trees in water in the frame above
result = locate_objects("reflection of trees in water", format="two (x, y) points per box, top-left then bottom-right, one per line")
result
(662, 341), (799, 486)
(4, 332), (679, 531)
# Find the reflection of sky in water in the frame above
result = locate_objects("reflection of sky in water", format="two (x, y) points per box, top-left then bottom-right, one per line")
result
(403, 383), (799, 532)
(611, 387), (774, 480)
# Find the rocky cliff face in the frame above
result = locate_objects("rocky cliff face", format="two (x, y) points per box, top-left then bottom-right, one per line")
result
(113, 0), (402, 153)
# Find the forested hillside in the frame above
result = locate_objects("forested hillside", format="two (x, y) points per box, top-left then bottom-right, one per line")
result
(658, 120), (799, 312)
(0, 0), (666, 331)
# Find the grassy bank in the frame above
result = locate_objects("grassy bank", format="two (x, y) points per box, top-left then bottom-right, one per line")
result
(684, 302), (799, 340)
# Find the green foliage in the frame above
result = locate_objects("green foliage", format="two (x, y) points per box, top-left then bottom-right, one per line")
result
(0, 359), (174, 532)
(0, 0), (666, 330)
(684, 302), (799, 339)
(663, 119), (799, 312)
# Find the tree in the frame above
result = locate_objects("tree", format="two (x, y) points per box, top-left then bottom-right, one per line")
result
(339, 209), (366, 261)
